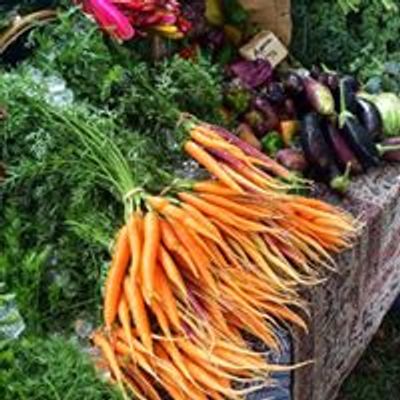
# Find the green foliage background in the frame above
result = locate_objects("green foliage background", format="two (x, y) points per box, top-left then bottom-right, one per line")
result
(291, 0), (400, 91)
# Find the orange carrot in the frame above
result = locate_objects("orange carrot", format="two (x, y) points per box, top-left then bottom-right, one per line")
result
(124, 276), (153, 353)
(193, 180), (240, 196)
(147, 196), (218, 242)
(198, 192), (273, 220)
(142, 211), (161, 304)
(178, 192), (268, 232)
(160, 219), (199, 278)
(124, 368), (161, 400)
(114, 339), (155, 379)
(220, 162), (268, 194)
(180, 355), (233, 395)
(127, 211), (143, 281)
(104, 225), (131, 329)
(158, 338), (195, 383)
(154, 266), (181, 331)
(154, 344), (208, 400)
(189, 128), (248, 161)
(92, 331), (128, 399)
(120, 372), (147, 400)
(151, 300), (171, 336)
(159, 245), (187, 299)
(168, 217), (218, 294)
(184, 141), (243, 193)
(179, 201), (222, 242)
(118, 295), (136, 361)
(230, 311), (279, 350)
(252, 233), (311, 285)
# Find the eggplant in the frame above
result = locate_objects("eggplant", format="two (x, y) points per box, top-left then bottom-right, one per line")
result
(310, 65), (322, 79)
(342, 75), (359, 92)
(301, 113), (334, 175)
(355, 97), (383, 141)
(263, 82), (286, 105)
(303, 77), (335, 116)
(377, 137), (400, 162)
(323, 122), (363, 174)
(282, 72), (304, 95)
(300, 113), (349, 192)
(341, 115), (380, 169)
(335, 75), (359, 113)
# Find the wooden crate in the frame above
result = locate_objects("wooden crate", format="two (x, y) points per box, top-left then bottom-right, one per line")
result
(292, 165), (400, 400)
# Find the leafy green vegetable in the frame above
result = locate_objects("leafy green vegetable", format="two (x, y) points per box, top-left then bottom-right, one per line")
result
(0, 335), (122, 400)
(0, 283), (25, 343)
(292, 0), (400, 92)
(28, 8), (129, 105)
(0, 6), (224, 337)
(0, 70), (121, 334)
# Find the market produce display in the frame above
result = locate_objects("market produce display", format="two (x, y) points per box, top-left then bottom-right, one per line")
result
(1, 1), (400, 399)
(18, 86), (355, 397)
(220, 64), (400, 193)
(68, 111), (358, 399)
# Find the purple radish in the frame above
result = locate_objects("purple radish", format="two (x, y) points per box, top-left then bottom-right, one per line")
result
(276, 149), (308, 173)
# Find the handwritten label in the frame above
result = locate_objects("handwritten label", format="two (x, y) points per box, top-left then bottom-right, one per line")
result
(239, 30), (288, 68)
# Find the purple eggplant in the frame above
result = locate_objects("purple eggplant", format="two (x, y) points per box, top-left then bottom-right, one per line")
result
(303, 77), (335, 116)
(335, 75), (359, 113)
(341, 115), (381, 169)
(355, 97), (383, 141)
(263, 82), (287, 105)
(301, 113), (334, 175)
(326, 74), (340, 92)
(310, 65), (322, 79)
(312, 70), (339, 92)
(301, 113), (350, 193)
(323, 122), (363, 174)
(282, 71), (304, 95)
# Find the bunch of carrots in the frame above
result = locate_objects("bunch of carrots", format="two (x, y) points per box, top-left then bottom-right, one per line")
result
(92, 118), (357, 400)
(25, 98), (357, 398)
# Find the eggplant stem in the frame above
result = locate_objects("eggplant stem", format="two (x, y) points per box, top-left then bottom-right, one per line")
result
(330, 162), (351, 194)
(338, 80), (355, 129)
(376, 144), (400, 156)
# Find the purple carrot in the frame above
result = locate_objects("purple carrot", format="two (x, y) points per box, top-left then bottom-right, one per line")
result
(204, 123), (293, 180)
(266, 233), (305, 267)
(207, 148), (261, 193)
(182, 322), (195, 340)
(208, 148), (247, 172)
(187, 285), (208, 320)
